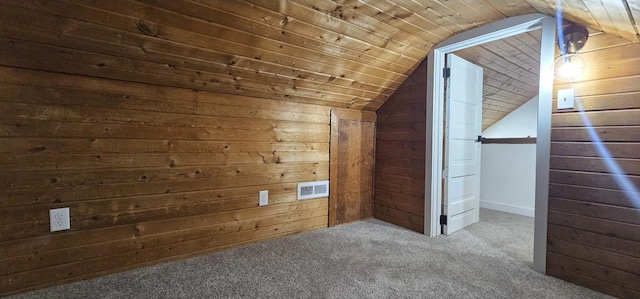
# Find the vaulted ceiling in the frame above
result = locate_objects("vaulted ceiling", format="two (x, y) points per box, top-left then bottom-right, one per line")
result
(2, 0), (638, 113)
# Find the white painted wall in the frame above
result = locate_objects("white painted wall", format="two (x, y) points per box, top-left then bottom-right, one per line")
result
(480, 96), (537, 217)
(483, 95), (538, 138)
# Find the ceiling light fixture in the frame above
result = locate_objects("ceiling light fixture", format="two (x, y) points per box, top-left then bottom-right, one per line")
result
(554, 24), (589, 81)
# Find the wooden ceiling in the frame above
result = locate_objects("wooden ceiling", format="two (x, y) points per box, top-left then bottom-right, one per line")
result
(455, 31), (541, 130)
(1, 0), (638, 113)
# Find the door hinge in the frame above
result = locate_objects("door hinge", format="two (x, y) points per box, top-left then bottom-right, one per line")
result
(443, 67), (451, 78)
(439, 215), (447, 225)
(442, 169), (448, 178)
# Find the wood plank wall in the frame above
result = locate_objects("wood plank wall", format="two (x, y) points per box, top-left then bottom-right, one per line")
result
(374, 60), (427, 233)
(0, 3), (333, 296)
(547, 32), (640, 298)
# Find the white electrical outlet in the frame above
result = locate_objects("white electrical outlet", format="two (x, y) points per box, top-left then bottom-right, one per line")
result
(49, 207), (71, 232)
(259, 190), (268, 206)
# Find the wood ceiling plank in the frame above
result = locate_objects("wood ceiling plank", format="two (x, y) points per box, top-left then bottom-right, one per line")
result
(437, 0), (509, 28)
(483, 95), (529, 109)
(484, 114), (504, 119)
(483, 85), (532, 105)
(483, 104), (515, 113)
(55, 0), (406, 109)
(482, 67), (539, 94)
(487, 97), (534, 112)
(203, 1), (417, 69)
(65, 1), (400, 91)
(485, 0), (538, 16)
(506, 32), (542, 62)
(524, 0), (558, 16)
(450, 0), (507, 24)
(333, 0), (450, 43)
(456, 46), (540, 86)
(247, 0), (426, 60)
(190, 0), (414, 73)
(5, 1), (395, 99)
(384, 0), (469, 34)
(0, 3), (394, 108)
(4, 0), (636, 115)
(526, 0), (607, 37)
(483, 107), (510, 115)
(482, 111), (512, 119)
(528, 0), (602, 30)
(598, 0), (638, 40)
(560, 0), (602, 29)
(107, 0), (407, 84)
(293, 0), (433, 52)
(480, 41), (540, 76)
(484, 77), (537, 98)
(580, 0), (637, 40)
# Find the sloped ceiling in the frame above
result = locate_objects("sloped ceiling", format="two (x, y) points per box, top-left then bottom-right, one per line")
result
(454, 31), (541, 130)
(2, 1), (638, 112)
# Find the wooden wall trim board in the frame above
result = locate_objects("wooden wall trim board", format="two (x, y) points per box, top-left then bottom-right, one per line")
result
(373, 59), (427, 233)
(547, 35), (640, 298)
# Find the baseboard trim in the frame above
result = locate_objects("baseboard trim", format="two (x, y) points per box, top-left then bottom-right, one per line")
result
(480, 200), (534, 217)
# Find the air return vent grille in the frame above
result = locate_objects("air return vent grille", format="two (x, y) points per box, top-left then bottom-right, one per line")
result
(297, 180), (329, 200)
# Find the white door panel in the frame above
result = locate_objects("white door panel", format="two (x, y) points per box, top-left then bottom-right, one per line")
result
(448, 176), (476, 216)
(443, 54), (483, 235)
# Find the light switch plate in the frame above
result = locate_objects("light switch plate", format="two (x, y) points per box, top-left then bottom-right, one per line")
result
(557, 88), (575, 110)
(50, 207), (70, 232)
(259, 190), (268, 206)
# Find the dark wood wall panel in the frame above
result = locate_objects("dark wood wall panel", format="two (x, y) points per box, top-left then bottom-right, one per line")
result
(373, 60), (426, 233)
(548, 33), (640, 298)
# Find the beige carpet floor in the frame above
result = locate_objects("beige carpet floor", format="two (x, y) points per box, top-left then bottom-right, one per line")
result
(9, 209), (611, 298)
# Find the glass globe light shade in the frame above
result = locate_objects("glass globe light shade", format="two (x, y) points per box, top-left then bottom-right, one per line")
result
(553, 53), (585, 81)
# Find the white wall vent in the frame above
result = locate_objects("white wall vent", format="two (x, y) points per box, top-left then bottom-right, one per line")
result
(297, 180), (329, 200)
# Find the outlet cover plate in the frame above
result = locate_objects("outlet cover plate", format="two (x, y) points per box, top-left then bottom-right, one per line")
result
(259, 190), (268, 206)
(557, 88), (575, 110)
(50, 207), (70, 232)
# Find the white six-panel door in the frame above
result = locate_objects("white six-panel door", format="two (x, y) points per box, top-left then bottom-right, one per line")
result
(443, 54), (483, 235)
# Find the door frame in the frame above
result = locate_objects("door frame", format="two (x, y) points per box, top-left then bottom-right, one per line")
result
(424, 13), (556, 274)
